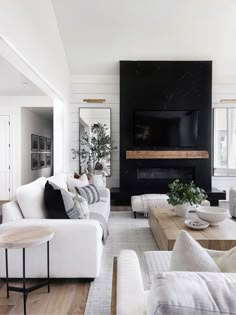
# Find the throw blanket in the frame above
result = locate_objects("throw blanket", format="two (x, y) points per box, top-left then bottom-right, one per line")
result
(90, 212), (109, 245)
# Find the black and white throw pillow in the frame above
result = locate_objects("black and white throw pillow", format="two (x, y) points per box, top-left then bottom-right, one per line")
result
(44, 181), (69, 219)
(75, 184), (100, 204)
(44, 181), (89, 219)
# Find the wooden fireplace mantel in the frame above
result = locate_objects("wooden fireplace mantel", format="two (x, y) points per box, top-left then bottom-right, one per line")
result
(126, 150), (209, 159)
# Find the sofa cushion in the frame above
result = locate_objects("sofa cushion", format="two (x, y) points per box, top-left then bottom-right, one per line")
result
(16, 177), (47, 219)
(47, 174), (68, 191)
(67, 174), (89, 194)
(88, 200), (110, 222)
(76, 184), (100, 204)
(170, 230), (220, 272)
(44, 181), (69, 219)
(147, 272), (236, 315)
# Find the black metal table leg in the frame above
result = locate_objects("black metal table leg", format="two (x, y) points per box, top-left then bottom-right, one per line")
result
(4, 241), (51, 315)
(47, 241), (50, 293)
(23, 248), (27, 315)
(5, 248), (9, 298)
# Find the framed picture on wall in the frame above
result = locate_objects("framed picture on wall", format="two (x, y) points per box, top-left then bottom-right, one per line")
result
(46, 154), (51, 167)
(39, 153), (46, 168)
(46, 138), (52, 152)
(31, 153), (39, 170)
(31, 134), (39, 151)
(39, 136), (46, 151)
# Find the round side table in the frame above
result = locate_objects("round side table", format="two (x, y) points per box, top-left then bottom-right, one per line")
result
(0, 226), (54, 315)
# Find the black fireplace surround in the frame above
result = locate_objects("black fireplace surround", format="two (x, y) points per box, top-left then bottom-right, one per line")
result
(116, 60), (214, 202)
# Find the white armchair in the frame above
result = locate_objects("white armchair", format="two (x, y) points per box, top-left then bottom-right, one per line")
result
(115, 250), (236, 315)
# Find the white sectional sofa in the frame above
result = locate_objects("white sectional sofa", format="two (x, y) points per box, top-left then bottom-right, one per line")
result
(0, 174), (110, 279)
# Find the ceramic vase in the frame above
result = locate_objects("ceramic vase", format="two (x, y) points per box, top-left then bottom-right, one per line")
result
(175, 203), (190, 217)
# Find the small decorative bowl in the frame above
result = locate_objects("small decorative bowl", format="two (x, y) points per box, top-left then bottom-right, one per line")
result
(185, 218), (209, 230)
(196, 206), (228, 225)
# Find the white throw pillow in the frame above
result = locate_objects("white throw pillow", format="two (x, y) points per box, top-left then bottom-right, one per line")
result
(47, 174), (68, 191)
(147, 272), (236, 315)
(67, 174), (89, 194)
(92, 174), (106, 189)
(170, 230), (220, 272)
(16, 177), (47, 219)
(72, 195), (90, 219)
(214, 246), (236, 272)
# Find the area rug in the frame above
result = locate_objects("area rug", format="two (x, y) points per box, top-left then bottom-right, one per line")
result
(85, 211), (158, 315)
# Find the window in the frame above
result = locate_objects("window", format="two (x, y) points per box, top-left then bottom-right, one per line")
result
(214, 108), (236, 176)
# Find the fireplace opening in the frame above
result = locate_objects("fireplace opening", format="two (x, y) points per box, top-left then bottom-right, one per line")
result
(137, 167), (194, 180)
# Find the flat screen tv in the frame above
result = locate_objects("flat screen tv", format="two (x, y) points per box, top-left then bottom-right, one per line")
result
(134, 110), (199, 148)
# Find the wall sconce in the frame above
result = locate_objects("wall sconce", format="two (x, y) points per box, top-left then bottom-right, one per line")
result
(83, 98), (106, 103)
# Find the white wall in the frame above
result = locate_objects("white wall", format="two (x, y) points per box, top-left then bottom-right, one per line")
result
(0, 96), (53, 196)
(21, 108), (53, 185)
(53, 99), (65, 174)
(71, 76), (236, 197)
(0, 1), (71, 174)
(71, 76), (119, 188)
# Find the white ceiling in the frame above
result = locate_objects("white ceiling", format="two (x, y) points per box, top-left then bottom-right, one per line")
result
(0, 56), (45, 96)
(52, 0), (236, 81)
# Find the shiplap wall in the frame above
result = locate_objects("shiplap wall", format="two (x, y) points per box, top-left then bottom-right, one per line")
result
(70, 75), (120, 188)
(70, 76), (236, 195)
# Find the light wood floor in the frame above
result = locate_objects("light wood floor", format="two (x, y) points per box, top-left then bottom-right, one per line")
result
(0, 279), (90, 315)
(0, 205), (130, 314)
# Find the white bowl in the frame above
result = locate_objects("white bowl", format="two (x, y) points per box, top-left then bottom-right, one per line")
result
(196, 206), (228, 225)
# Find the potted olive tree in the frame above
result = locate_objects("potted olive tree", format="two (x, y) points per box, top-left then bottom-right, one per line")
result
(72, 123), (114, 176)
(167, 179), (207, 217)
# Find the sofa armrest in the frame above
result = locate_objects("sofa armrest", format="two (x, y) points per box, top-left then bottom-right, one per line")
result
(117, 250), (146, 315)
(98, 187), (110, 199)
(2, 201), (24, 223)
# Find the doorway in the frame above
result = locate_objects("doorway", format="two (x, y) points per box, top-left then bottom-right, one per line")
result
(0, 115), (10, 200)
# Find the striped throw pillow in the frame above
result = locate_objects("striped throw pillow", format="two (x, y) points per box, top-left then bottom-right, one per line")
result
(75, 184), (100, 204)
(67, 195), (89, 219)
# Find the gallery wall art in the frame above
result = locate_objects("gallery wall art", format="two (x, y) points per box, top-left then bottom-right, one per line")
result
(31, 134), (52, 170)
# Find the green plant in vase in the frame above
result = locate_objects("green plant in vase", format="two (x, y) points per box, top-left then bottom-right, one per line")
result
(72, 123), (115, 175)
(167, 179), (207, 217)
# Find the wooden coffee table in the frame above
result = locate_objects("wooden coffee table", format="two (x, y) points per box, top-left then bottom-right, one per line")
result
(149, 208), (236, 251)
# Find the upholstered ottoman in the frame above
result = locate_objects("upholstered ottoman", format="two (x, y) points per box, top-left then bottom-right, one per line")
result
(131, 194), (211, 218)
(131, 194), (171, 218)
